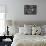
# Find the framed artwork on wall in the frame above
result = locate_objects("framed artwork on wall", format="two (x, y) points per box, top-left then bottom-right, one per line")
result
(24, 5), (37, 15)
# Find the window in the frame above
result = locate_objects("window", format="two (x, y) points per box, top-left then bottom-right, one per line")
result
(0, 5), (5, 35)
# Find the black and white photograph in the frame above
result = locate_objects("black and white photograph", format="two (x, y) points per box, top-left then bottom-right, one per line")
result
(24, 5), (37, 15)
(0, 0), (46, 46)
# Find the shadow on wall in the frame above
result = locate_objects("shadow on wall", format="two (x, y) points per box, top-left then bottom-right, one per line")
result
(5, 20), (46, 27)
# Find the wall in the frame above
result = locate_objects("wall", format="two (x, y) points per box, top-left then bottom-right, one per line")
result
(0, 0), (46, 22)
(14, 0), (46, 22)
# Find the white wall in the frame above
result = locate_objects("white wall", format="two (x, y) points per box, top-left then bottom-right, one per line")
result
(0, 0), (46, 22)
(14, 0), (46, 21)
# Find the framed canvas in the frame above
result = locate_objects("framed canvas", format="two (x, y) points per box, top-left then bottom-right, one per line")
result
(24, 5), (37, 15)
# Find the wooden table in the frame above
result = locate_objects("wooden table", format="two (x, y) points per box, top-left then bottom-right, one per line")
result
(0, 36), (13, 46)
(0, 36), (13, 42)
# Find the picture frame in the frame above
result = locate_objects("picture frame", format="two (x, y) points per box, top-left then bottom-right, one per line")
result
(24, 5), (37, 15)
